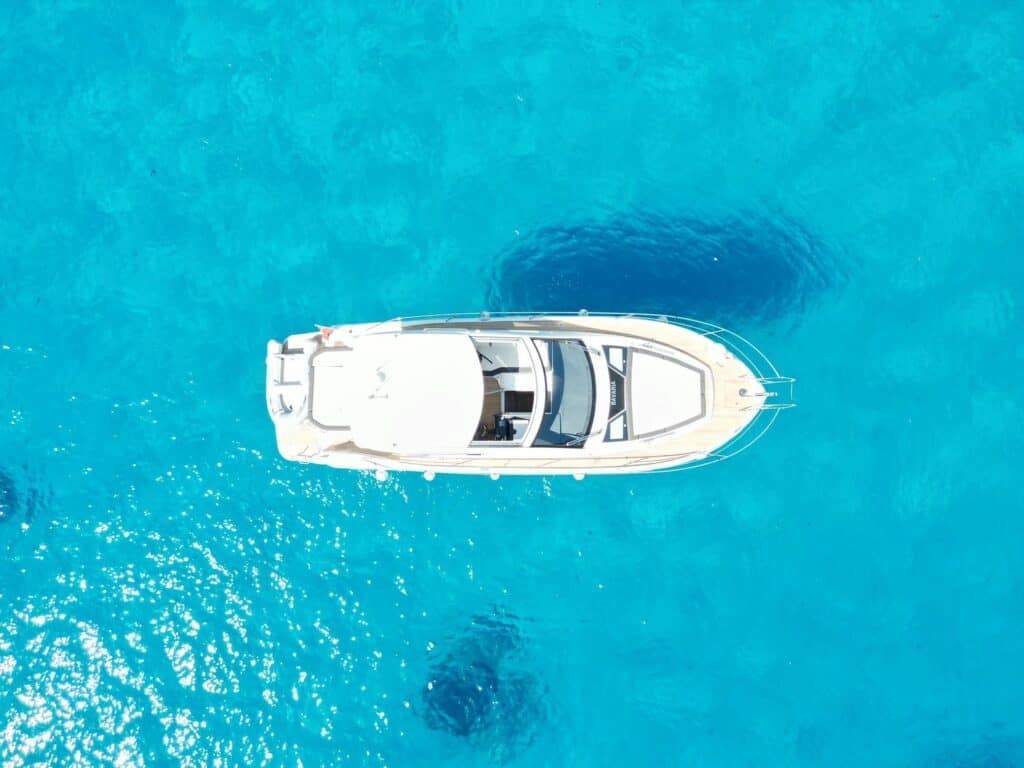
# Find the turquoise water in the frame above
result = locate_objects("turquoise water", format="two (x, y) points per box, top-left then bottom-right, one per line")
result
(2, 1), (1023, 765)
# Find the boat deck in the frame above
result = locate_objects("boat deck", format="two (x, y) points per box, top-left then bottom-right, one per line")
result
(267, 314), (791, 475)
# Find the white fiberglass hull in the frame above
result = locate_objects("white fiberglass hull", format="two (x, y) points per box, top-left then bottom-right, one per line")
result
(266, 313), (793, 477)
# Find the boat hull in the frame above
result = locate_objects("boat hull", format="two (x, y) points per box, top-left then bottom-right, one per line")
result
(266, 313), (792, 477)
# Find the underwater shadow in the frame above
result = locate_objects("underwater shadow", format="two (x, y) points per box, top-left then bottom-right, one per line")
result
(0, 468), (17, 523)
(422, 611), (543, 761)
(0, 466), (46, 526)
(486, 210), (843, 327)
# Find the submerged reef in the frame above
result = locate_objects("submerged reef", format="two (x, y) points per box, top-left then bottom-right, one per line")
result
(422, 612), (542, 760)
(487, 210), (842, 326)
(0, 468), (18, 522)
(424, 657), (500, 737)
(0, 467), (44, 525)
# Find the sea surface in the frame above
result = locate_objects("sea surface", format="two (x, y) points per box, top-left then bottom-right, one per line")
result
(2, 2), (1023, 766)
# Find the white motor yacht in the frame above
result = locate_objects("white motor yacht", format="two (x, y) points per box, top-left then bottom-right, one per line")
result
(265, 313), (793, 478)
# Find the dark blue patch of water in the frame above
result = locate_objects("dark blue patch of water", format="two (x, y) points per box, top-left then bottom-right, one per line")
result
(422, 612), (542, 760)
(0, 467), (45, 526)
(0, 468), (18, 523)
(487, 210), (842, 327)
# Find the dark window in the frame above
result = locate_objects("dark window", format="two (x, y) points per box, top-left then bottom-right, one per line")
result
(531, 340), (595, 448)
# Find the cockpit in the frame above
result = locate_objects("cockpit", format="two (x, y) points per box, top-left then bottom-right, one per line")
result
(472, 337), (536, 443)
(470, 336), (596, 448)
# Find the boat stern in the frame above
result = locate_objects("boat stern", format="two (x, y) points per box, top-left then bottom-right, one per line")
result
(265, 335), (321, 462)
(266, 339), (311, 423)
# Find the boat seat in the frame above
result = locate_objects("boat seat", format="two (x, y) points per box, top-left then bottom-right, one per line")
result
(508, 415), (530, 442)
(494, 371), (533, 392)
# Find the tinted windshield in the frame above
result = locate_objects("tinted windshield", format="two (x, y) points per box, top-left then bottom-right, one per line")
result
(532, 339), (595, 448)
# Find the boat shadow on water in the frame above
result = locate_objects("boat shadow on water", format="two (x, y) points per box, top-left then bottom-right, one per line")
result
(486, 210), (845, 327)
(421, 612), (543, 761)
